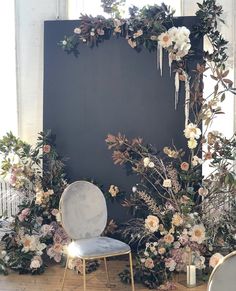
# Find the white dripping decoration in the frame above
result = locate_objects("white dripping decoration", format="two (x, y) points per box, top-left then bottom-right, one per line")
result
(156, 41), (160, 70)
(183, 71), (190, 127)
(159, 43), (163, 76)
(168, 52), (172, 76)
(175, 71), (180, 110)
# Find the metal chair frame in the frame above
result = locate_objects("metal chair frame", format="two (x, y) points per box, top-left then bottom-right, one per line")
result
(59, 181), (135, 291)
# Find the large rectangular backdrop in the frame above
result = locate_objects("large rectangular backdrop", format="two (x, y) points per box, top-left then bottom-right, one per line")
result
(44, 17), (202, 221)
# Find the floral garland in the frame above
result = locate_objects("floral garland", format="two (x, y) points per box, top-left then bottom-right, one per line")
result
(59, 4), (195, 126)
(59, 1), (236, 131)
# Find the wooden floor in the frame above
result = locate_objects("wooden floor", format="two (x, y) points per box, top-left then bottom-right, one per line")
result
(0, 260), (207, 291)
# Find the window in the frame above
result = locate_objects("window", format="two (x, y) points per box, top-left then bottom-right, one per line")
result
(68, 0), (182, 19)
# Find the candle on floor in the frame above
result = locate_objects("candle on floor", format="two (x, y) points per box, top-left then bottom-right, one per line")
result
(187, 265), (196, 286)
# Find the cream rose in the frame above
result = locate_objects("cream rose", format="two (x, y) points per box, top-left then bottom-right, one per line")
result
(184, 123), (201, 139)
(144, 257), (154, 269)
(190, 224), (206, 244)
(145, 215), (159, 233)
(163, 179), (172, 188)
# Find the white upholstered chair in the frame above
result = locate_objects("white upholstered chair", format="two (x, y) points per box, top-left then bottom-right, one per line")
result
(207, 251), (236, 291)
(60, 180), (135, 291)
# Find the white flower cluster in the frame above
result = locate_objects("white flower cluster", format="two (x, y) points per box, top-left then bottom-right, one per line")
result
(158, 26), (191, 60)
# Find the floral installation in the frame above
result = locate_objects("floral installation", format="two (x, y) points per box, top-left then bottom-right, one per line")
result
(0, 131), (99, 275)
(105, 132), (235, 287)
(103, 0), (236, 288)
(0, 2), (235, 291)
(59, 0), (235, 135)
(59, 3), (194, 124)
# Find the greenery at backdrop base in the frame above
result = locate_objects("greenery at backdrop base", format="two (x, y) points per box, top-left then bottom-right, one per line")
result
(0, 131), (99, 275)
(0, 0), (236, 290)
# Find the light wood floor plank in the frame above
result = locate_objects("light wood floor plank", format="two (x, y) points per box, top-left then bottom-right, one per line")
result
(0, 260), (207, 291)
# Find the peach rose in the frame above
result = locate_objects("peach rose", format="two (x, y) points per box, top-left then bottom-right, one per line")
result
(158, 247), (166, 255)
(144, 258), (154, 269)
(198, 187), (209, 197)
(209, 253), (224, 268)
(180, 162), (189, 171)
(164, 233), (174, 244)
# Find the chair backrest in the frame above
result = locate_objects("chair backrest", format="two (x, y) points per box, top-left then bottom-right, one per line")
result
(60, 181), (107, 240)
(208, 251), (236, 291)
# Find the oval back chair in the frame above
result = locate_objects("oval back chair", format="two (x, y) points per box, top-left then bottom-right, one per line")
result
(208, 251), (236, 291)
(60, 180), (107, 240)
(59, 181), (135, 291)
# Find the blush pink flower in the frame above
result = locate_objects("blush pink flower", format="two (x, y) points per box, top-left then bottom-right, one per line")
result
(51, 209), (59, 216)
(43, 144), (51, 153)
(21, 208), (30, 216)
(18, 213), (25, 222)
(165, 258), (176, 271)
(180, 162), (189, 171)
(9, 174), (17, 185)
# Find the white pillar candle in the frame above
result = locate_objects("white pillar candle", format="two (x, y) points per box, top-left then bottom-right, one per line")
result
(187, 265), (196, 286)
(56, 212), (61, 222)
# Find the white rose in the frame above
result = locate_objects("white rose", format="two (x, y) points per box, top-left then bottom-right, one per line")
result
(74, 27), (81, 34)
(148, 162), (155, 168)
(143, 157), (150, 167)
(178, 26), (190, 37)
(163, 179), (172, 188)
(168, 27), (179, 41)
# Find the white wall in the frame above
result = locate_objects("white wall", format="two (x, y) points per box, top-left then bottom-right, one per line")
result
(15, 0), (67, 143)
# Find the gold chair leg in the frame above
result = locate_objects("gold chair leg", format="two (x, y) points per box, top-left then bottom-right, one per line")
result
(104, 257), (111, 287)
(83, 259), (86, 291)
(61, 255), (69, 291)
(129, 252), (135, 291)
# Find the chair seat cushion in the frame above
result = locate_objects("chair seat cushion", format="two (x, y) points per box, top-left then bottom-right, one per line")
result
(68, 236), (130, 259)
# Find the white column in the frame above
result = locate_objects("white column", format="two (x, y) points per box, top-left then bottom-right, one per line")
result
(15, 0), (67, 143)
(182, 0), (236, 136)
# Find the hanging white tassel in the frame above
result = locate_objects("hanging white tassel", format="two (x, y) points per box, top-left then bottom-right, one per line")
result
(184, 72), (190, 127)
(168, 52), (172, 76)
(159, 43), (163, 76)
(156, 41), (160, 70)
(175, 71), (179, 110)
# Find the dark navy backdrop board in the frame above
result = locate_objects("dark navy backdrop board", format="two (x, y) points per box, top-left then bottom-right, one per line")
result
(43, 17), (202, 222)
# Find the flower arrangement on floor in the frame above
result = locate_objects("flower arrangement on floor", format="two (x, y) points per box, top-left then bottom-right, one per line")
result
(95, 0), (235, 289)
(105, 131), (236, 288)
(0, 131), (99, 275)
